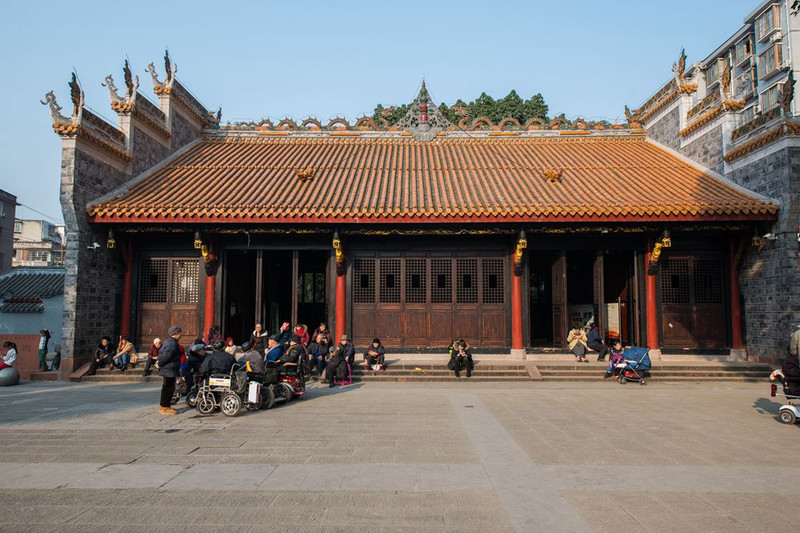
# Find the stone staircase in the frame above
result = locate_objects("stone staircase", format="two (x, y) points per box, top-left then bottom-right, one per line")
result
(75, 358), (774, 384)
(536, 361), (773, 382)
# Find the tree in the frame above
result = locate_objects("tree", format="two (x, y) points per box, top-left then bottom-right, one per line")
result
(372, 89), (550, 127)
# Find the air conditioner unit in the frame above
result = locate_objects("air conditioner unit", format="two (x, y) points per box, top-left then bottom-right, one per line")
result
(770, 33), (782, 43)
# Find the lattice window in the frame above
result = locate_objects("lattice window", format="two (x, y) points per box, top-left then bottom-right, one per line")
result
(431, 258), (452, 303)
(298, 272), (326, 304)
(353, 258), (375, 303)
(694, 259), (723, 304)
(140, 258), (168, 303)
(661, 258), (690, 304)
(457, 258), (478, 303)
(481, 258), (504, 304)
(405, 259), (427, 303)
(171, 260), (200, 303)
(379, 258), (401, 303)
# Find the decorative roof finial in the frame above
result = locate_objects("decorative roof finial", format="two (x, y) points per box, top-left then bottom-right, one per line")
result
(68, 72), (83, 117)
(394, 80), (452, 141)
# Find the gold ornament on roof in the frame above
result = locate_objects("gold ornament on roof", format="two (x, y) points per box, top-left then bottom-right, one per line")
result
(672, 49), (698, 95)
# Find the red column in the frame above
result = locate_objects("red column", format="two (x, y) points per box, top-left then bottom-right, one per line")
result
(119, 240), (134, 338)
(645, 242), (659, 350)
(204, 249), (216, 337)
(335, 273), (346, 342)
(729, 236), (744, 349)
(511, 251), (523, 350)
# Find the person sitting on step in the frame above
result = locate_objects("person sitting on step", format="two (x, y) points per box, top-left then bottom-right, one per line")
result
(87, 336), (115, 375)
(448, 340), (474, 378)
(363, 338), (386, 370)
(143, 338), (162, 376)
(568, 325), (589, 363)
(113, 336), (136, 372)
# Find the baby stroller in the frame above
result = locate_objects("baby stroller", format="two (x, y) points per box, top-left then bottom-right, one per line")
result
(615, 346), (651, 386)
(769, 371), (800, 424)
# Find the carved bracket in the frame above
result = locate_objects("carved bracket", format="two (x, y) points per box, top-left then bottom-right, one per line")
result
(200, 243), (218, 276)
(333, 232), (345, 276)
(513, 231), (527, 277)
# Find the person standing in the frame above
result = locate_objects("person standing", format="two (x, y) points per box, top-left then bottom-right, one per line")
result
(250, 323), (269, 354)
(0, 341), (17, 370)
(157, 326), (183, 415)
(38, 329), (51, 371)
(789, 323), (800, 360)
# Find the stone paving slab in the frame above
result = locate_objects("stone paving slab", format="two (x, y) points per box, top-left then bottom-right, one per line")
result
(2, 381), (800, 531)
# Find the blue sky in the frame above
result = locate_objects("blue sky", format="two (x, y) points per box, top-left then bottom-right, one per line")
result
(0, 0), (760, 222)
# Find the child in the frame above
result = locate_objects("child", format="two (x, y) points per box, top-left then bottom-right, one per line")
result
(605, 340), (625, 378)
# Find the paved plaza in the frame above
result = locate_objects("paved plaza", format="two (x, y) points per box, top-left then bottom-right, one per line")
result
(0, 378), (799, 532)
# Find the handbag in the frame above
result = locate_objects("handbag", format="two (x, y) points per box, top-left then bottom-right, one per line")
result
(129, 352), (138, 364)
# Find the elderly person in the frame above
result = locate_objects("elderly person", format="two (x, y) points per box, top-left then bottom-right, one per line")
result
(306, 333), (328, 377)
(312, 322), (332, 347)
(250, 323), (269, 354)
(0, 341), (18, 370)
(363, 338), (386, 370)
(568, 324), (589, 363)
(265, 334), (284, 362)
(157, 326), (184, 415)
(143, 338), (162, 376)
(337, 334), (355, 367)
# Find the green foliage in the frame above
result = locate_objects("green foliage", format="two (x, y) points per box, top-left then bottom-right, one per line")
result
(372, 90), (549, 127)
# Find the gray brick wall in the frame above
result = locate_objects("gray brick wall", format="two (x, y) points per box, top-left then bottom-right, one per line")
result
(58, 94), (205, 376)
(646, 106), (681, 151)
(681, 126), (724, 174)
(730, 146), (800, 362)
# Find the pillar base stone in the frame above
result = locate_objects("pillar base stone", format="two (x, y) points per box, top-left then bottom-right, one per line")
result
(510, 349), (525, 359)
(729, 348), (747, 361)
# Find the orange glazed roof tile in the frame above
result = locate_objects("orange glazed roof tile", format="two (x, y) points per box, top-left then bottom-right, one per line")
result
(87, 132), (778, 224)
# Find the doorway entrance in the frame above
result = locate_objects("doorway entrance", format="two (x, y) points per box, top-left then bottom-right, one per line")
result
(529, 252), (555, 346)
(222, 250), (257, 343)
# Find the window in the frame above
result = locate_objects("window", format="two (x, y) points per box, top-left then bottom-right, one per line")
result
(171, 260), (199, 304)
(379, 258), (400, 303)
(456, 259), (478, 303)
(481, 258), (505, 304)
(353, 258), (375, 303)
(761, 84), (781, 111)
(13, 221), (21, 233)
(405, 259), (427, 303)
(735, 36), (753, 65)
(431, 259), (452, 303)
(297, 272), (325, 304)
(756, 4), (780, 42)
(140, 259), (168, 303)
(29, 250), (49, 262)
(734, 69), (754, 98)
(706, 60), (721, 87)
(738, 106), (756, 127)
(759, 44), (784, 79)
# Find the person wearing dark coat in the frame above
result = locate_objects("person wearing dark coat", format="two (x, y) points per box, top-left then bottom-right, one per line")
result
(312, 323), (332, 347)
(157, 326), (184, 415)
(87, 336), (115, 375)
(326, 346), (348, 388)
(277, 322), (292, 350)
(200, 340), (237, 376)
(279, 335), (305, 365)
(337, 335), (355, 367)
(782, 352), (800, 395)
(183, 340), (206, 387)
(448, 340), (474, 378)
(363, 338), (386, 370)
(586, 323), (609, 362)
(250, 323), (269, 354)
(306, 334), (328, 376)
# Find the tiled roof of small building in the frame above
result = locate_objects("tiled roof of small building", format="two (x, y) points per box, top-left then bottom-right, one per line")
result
(88, 131), (778, 223)
(0, 268), (65, 302)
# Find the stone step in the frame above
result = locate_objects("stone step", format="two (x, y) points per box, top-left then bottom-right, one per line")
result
(28, 371), (60, 381)
(541, 375), (765, 382)
(82, 374), (163, 383)
(538, 370), (769, 378)
(350, 375), (531, 383)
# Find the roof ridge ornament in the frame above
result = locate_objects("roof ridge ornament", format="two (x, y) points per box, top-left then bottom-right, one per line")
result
(102, 59), (139, 113)
(41, 72), (83, 134)
(672, 48), (698, 95)
(146, 49), (178, 95)
(394, 80), (453, 141)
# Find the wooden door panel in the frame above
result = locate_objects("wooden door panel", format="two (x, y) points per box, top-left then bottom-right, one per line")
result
(171, 305), (199, 341)
(662, 309), (693, 347)
(353, 308), (376, 345)
(454, 311), (479, 341)
(403, 307), (429, 344)
(695, 308), (726, 348)
(377, 309), (402, 341)
(481, 310), (506, 347)
(139, 305), (168, 347)
(430, 311), (453, 343)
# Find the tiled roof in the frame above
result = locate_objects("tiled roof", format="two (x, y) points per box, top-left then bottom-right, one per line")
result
(88, 132), (778, 223)
(0, 268), (65, 301)
(0, 299), (45, 313)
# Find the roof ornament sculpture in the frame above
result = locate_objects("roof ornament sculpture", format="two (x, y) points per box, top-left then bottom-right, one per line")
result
(394, 81), (453, 141)
(102, 60), (139, 112)
(146, 49), (177, 95)
(205, 107), (222, 129)
(42, 72), (83, 134)
(672, 49), (698, 95)
(780, 70), (795, 117)
(623, 105), (641, 128)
